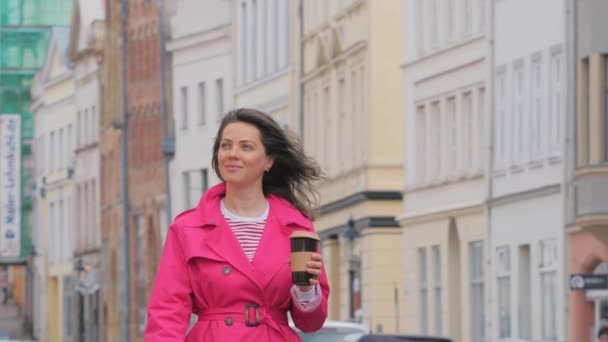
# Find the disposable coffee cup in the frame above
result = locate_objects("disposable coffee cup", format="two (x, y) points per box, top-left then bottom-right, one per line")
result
(289, 231), (320, 285)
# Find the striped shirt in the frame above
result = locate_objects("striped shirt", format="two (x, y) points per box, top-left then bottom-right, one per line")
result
(220, 199), (269, 261)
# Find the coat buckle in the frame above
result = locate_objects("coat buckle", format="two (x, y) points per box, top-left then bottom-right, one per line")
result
(245, 303), (261, 327)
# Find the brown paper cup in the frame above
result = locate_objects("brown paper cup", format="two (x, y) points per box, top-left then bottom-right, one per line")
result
(289, 231), (320, 285)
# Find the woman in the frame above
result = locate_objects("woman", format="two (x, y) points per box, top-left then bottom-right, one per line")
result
(145, 108), (330, 341)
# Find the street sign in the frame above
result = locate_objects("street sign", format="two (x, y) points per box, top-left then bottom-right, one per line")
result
(570, 274), (608, 291)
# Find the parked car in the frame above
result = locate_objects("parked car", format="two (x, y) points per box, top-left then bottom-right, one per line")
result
(291, 320), (370, 342)
(345, 334), (452, 342)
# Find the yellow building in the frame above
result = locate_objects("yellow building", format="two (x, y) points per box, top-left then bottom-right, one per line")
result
(299, 0), (404, 333)
(31, 27), (78, 342)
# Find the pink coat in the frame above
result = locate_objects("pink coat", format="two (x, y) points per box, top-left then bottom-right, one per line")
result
(145, 183), (330, 341)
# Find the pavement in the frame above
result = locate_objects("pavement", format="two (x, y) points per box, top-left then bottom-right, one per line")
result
(0, 298), (28, 340)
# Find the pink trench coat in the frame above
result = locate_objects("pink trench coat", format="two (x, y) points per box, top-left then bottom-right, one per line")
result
(145, 183), (330, 341)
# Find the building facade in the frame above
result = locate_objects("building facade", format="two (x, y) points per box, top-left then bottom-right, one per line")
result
(569, 0), (608, 341)
(0, 2), (72, 335)
(489, 0), (567, 341)
(167, 0), (229, 220)
(301, 0), (404, 333)
(124, 0), (175, 340)
(232, 0), (294, 128)
(400, 0), (488, 341)
(31, 27), (77, 342)
(67, 0), (105, 340)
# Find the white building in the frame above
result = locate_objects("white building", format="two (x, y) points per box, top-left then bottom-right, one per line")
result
(489, 0), (566, 340)
(232, 0), (295, 130)
(31, 27), (77, 341)
(67, 0), (105, 339)
(167, 0), (230, 221)
(400, 1), (488, 341)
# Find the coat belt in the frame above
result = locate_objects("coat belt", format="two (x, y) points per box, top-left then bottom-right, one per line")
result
(197, 305), (289, 336)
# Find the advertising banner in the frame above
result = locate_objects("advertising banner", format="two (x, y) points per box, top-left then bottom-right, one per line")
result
(0, 114), (21, 257)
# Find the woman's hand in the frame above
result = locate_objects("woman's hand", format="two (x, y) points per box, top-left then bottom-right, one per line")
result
(296, 253), (323, 292)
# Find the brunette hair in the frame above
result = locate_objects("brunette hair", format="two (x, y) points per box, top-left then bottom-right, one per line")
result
(212, 108), (322, 218)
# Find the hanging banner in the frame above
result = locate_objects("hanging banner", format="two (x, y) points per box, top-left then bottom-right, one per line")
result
(0, 114), (21, 257)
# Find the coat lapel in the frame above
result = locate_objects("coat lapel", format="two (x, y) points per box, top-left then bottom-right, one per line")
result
(251, 212), (292, 289)
(203, 219), (263, 289)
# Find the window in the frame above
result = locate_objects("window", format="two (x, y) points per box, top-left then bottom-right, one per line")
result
(84, 109), (89, 145)
(496, 69), (506, 168)
(580, 57), (590, 165)
(416, 0), (425, 55)
(216, 78), (224, 120)
(513, 63), (525, 165)
(92, 106), (97, 142)
(463, 0), (472, 36)
(338, 78), (346, 173)
(240, 2), (247, 84)
(136, 214), (146, 335)
(261, 0), (267, 76)
(550, 51), (563, 153)
(180, 86), (188, 129)
(446, 97), (457, 178)
(478, 88), (485, 170)
(446, 0), (454, 42)
(252, 0), (258, 80)
(606, 55), (608, 161)
(59, 128), (64, 169)
(63, 276), (73, 340)
(462, 92), (473, 172)
(351, 70), (358, 166)
(430, 102), (441, 180)
(77, 111), (81, 147)
(540, 239), (557, 340)
(479, 0), (486, 30)
(50, 131), (55, 171)
(282, 0), (290, 69)
(496, 246), (511, 338)
(469, 240), (484, 342)
(432, 246), (442, 335)
(418, 248), (428, 334)
(198, 82), (206, 125)
(183, 169), (208, 209)
(430, 0), (438, 49)
(49, 202), (55, 262)
(273, 0), (279, 72)
(323, 86), (331, 175)
(67, 124), (72, 165)
(416, 106), (426, 184)
(531, 57), (542, 158)
(59, 199), (64, 261)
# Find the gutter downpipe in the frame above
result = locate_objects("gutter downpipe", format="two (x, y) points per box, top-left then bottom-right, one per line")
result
(563, 0), (577, 340)
(485, 0), (495, 339)
(156, 0), (173, 226)
(119, 1), (131, 341)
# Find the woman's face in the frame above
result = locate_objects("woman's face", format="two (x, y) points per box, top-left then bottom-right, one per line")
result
(217, 122), (273, 188)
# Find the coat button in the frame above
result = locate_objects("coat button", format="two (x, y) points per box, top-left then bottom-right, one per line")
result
(223, 266), (231, 275)
(225, 317), (233, 326)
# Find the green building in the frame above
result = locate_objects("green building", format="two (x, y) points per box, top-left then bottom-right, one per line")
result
(0, 0), (72, 263)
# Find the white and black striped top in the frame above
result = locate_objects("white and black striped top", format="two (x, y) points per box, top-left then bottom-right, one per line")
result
(220, 199), (269, 261)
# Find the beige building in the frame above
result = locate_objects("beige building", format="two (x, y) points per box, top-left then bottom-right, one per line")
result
(400, 1), (488, 341)
(31, 27), (78, 342)
(301, 1), (404, 333)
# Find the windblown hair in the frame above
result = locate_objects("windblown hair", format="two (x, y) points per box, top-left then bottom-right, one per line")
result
(212, 108), (322, 219)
